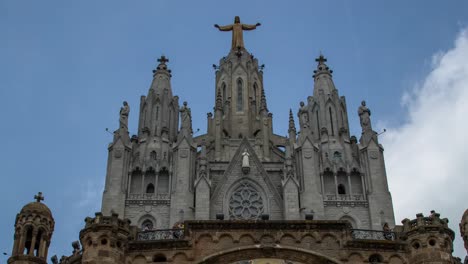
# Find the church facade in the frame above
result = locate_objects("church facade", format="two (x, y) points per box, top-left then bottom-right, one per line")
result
(7, 17), (468, 264)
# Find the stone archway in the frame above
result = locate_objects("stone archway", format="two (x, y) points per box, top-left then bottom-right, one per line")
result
(197, 245), (342, 264)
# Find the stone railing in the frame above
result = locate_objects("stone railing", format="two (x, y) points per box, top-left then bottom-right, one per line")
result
(324, 194), (365, 201)
(127, 193), (170, 201)
(351, 229), (396, 241)
(136, 229), (185, 241)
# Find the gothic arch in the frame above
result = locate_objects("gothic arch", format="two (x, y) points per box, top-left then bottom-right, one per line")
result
(338, 215), (359, 228)
(196, 245), (343, 264)
(137, 214), (157, 230)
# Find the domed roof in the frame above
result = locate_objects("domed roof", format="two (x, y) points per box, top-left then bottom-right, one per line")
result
(20, 192), (53, 219)
(462, 209), (468, 221)
(20, 202), (52, 218)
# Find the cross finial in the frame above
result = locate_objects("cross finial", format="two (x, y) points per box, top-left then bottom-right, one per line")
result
(157, 55), (169, 64)
(34, 192), (44, 203)
(315, 54), (327, 64)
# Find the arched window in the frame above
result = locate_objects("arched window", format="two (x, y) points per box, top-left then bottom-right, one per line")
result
(338, 184), (346, 194)
(157, 169), (169, 194)
(222, 83), (227, 103)
(237, 78), (243, 112)
(150, 151), (157, 160)
(34, 229), (43, 256)
(141, 220), (154, 231)
(146, 183), (155, 194)
(130, 170), (143, 193)
(23, 226), (33, 255)
(329, 107), (335, 136)
(323, 171), (335, 194)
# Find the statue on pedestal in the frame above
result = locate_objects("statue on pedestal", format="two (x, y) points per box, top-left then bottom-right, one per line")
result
(358, 100), (372, 133)
(179, 101), (192, 134)
(298, 101), (310, 129)
(214, 16), (261, 50)
(119, 101), (130, 130)
(241, 149), (250, 174)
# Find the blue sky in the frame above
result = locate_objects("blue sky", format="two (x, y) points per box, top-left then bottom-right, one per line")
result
(1, 0), (468, 260)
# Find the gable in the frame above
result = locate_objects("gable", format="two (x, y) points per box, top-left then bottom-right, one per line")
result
(210, 139), (283, 216)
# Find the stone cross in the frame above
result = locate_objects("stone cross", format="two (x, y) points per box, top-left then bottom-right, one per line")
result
(157, 55), (169, 64)
(315, 54), (327, 64)
(34, 192), (44, 203)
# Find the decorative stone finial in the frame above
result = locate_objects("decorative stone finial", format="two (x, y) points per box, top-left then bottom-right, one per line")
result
(157, 55), (169, 64)
(313, 53), (333, 78)
(259, 86), (268, 114)
(288, 108), (296, 132)
(34, 192), (44, 203)
(315, 54), (327, 65)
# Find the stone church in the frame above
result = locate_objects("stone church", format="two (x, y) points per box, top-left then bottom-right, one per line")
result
(7, 17), (468, 264)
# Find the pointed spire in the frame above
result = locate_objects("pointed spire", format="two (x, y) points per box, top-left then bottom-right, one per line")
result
(312, 53), (333, 79)
(260, 86), (268, 114)
(215, 87), (223, 111)
(288, 109), (296, 133)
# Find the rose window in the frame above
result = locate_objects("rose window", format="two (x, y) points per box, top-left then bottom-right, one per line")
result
(229, 182), (264, 220)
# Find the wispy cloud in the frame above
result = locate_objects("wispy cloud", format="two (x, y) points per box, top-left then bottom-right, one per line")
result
(381, 27), (468, 258)
(77, 179), (103, 210)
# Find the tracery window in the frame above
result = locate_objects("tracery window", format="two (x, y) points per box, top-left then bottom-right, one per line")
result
(229, 182), (264, 220)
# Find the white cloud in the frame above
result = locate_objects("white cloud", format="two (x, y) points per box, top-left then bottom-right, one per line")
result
(381, 28), (468, 258)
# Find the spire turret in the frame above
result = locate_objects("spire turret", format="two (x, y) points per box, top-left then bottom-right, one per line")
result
(259, 86), (268, 115)
(288, 109), (297, 145)
(9, 193), (55, 264)
(312, 54), (336, 97)
(137, 55), (179, 140)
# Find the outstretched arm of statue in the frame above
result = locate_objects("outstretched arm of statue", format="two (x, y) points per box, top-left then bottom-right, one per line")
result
(214, 24), (233, 31)
(242, 23), (261, 30)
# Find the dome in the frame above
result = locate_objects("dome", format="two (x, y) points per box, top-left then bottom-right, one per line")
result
(462, 209), (468, 222)
(20, 201), (52, 218)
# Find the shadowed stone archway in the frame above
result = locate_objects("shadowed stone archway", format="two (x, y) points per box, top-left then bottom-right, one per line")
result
(197, 245), (343, 264)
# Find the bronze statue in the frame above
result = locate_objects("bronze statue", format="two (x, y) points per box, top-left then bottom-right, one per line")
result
(214, 16), (261, 50)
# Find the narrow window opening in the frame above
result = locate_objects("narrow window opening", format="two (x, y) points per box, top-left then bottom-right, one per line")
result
(156, 106), (159, 120)
(146, 183), (155, 194)
(24, 227), (33, 255)
(253, 83), (258, 102)
(157, 169), (170, 194)
(338, 184), (346, 194)
(316, 111), (320, 138)
(150, 151), (157, 160)
(222, 83), (227, 103)
(237, 79), (243, 112)
(34, 230), (42, 256)
(329, 107), (335, 136)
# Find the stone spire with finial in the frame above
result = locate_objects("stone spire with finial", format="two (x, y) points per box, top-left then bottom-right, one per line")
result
(259, 86), (268, 115)
(288, 108), (297, 144)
